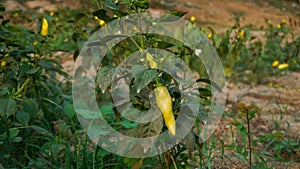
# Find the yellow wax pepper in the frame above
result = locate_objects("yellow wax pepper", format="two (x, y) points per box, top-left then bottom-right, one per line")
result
(99, 20), (105, 26)
(281, 19), (287, 25)
(146, 53), (157, 69)
(207, 33), (212, 39)
(239, 30), (245, 38)
(41, 18), (49, 36)
(278, 63), (288, 70)
(190, 16), (196, 23)
(272, 60), (279, 67)
(1, 60), (7, 67)
(154, 86), (176, 136)
(277, 24), (281, 29)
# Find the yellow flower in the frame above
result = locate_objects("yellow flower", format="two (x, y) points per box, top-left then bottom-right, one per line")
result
(1, 60), (7, 67)
(99, 19), (105, 26)
(190, 16), (196, 23)
(208, 33), (212, 39)
(277, 24), (281, 29)
(94, 16), (99, 20)
(272, 60), (279, 67)
(154, 86), (176, 136)
(239, 30), (245, 38)
(41, 18), (49, 36)
(278, 63), (288, 70)
(50, 11), (55, 16)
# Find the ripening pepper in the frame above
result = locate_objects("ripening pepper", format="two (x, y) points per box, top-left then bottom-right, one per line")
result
(146, 52), (157, 69)
(154, 86), (176, 136)
(278, 63), (288, 70)
(41, 18), (48, 36)
(1, 60), (7, 67)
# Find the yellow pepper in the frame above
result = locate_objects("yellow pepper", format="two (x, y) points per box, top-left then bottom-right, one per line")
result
(190, 16), (196, 23)
(272, 60), (279, 67)
(1, 60), (6, 67)
(99, 20), (105, 26)
(146, 53), (157, 69)
(278, 63), (288, 70)
(41, 18), (48, 36)
(277, 24), (281, 29)
(207, 33), (212, 39)
(154, 86), (176, 136)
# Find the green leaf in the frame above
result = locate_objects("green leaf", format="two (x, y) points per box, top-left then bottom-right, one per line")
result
(168, 11), (187, 17)
(77, 109), (100, 119)
(16, 110), (30, 125)
(9, 128), (19, 138)
(87, 124), (110, 139)
(131, 65), (146, 77)
(198, 87), (212, 98)
(100, 104), (114, 115)
(196, 78), (223, 92)
(103, 0), (119, 10)
(181, 130), (195, 154)
(63, 103), (75, 119)
(23, 98), (38, 118)
(0, 5), (5, 11)
(30, 125), (52, 136)
(96, 66), (116, 93)
(126, 114), (163, 138)
(119, 120), (138, 129)
(134, 69), (158, 92)
(12, 137), (22, 143)
(0, 98), (17, 118)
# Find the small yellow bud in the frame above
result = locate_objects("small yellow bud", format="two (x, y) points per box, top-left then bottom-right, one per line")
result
(33, 41), (38, 46)
(272, 60), (279, 67)
(50, 11), (55, 16)
(190, 16), (196, 23)
(208, 33), (212, 39)
(41, 18), (49, 36)
(13, 12), (19, 17)
(281, 19), (287, 25)
(277, 24), (281, 29)
(1, 60), (7, 67)
(94, 16), (99, 20)
(99, 20), (105, 26)
(239, 30), (245, 38)
(278, 63), (288, 70)
(4, 53), (9, 57)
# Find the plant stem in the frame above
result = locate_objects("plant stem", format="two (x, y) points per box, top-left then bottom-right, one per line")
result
(246, 109), (252, 169)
